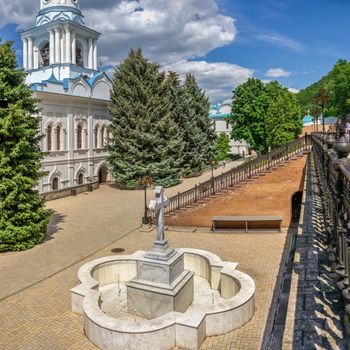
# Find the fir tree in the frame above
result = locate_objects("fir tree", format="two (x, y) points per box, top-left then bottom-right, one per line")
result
(181, 74), (217, 176)
(107, 49), (183, 188)
(0, 40), (50, 252)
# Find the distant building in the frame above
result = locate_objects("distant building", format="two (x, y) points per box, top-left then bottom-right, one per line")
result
(209, 100), (250, 156)
(301, 115), (336, 135)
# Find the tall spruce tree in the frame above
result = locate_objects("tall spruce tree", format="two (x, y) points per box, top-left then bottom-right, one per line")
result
(107, 49), (183, 188)
(181, 74), (217, 176)
(0, 40), (50, 252)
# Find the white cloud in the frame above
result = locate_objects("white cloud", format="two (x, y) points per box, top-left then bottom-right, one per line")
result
(0, 0), (249, 102)
(256, 33), (304, 52)
(288, 87), (299, 94)
(165, 60), (254, 103)
(266, 68), (292, 78)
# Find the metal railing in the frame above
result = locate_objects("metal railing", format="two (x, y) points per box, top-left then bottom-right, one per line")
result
(156, 135), (311, 218)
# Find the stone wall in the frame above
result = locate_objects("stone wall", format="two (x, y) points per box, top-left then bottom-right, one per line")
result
(40, 181), (99, 201)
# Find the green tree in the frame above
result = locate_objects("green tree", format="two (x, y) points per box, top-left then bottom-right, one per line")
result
(265, 83), (302, 149)
(216, 132), (230, 160)
(231, 78), (302, 154)
(181, 74), (217, 175)
(0, 40), (50, 252)
(107, 49), (183, 188)
(231, 78), (269, 154)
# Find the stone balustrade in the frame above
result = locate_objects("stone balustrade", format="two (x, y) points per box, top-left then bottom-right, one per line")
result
(311, 130), (350, 325)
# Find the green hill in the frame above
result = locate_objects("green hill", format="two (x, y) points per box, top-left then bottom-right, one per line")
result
(296, 59), (350, 118)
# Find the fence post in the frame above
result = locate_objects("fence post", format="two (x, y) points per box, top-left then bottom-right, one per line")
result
(177, 191), (180, 210)
(195, 184), (198, 202)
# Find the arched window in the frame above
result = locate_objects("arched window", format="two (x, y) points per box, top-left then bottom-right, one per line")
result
(78, 173), (84, 185)
(77, 124), (83, 149)
(40, 42), (50, 67)
(47, 125), (52, 151)
(95, 125), (99, 148)
(76, 43), (83, 67)
(56, 125), (61, 151)
(101, 126), (105, 148)
(52, 177), (59, 191)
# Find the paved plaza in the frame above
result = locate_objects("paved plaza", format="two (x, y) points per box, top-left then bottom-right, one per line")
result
(0, 156), (345, 349)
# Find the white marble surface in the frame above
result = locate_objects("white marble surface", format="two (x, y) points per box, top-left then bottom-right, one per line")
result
(71, 249), (256, 350)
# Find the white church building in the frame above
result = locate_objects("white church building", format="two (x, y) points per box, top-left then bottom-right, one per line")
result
(20, 0), (112, 198)
(209, 100), (250, 156)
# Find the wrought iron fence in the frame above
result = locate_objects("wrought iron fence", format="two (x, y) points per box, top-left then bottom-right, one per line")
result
(152, 134), (312, 219)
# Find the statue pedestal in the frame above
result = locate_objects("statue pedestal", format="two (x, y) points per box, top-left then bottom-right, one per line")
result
(126, 250), (194, 319)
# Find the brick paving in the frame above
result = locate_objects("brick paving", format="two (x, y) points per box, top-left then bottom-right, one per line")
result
(0, 159), (244, 301)
(0, 227), (288, 350)
(166, 156), (307, 229)
(1, 155), (344, 350)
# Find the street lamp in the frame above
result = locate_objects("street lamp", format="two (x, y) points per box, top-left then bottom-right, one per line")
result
(311, 108), (321, 133)
(210, 160), (216, 194)
(137, 176), (153, 225)
(316, 88), (330, 134)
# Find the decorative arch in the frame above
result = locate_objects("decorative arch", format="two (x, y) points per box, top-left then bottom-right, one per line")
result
(75, 38), (88, 67)
(95, 161), (110, 184)
(94, 123), (100, 148)
(74, 164), (87, 185)
(71, 77), (91, 97)
(45, 121), (54, 152)
(49, 167), (63, 191)
(37, 39), (50, 67)
(74, 114), (88, 150)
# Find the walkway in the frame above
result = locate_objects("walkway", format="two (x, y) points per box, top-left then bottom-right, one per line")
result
(267, 154), (346, 349)
(0, 218), (288, 349)
(0, 159), (244, 300)
(166, 156), (307, 228)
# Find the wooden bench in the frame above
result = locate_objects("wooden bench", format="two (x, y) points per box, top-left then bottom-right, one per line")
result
(211, 215), (283, 233)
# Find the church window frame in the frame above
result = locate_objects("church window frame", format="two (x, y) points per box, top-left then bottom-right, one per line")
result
(52, 177), (59, 191)
(100, 126), (105, 148)
(56, 125), (61, 151)
(78, 173), (84, 185)
(94, 125), (99, 148)
(77, 124), (83, 149)
(39, 41), (50, 68)
(47, 125), (52, 152)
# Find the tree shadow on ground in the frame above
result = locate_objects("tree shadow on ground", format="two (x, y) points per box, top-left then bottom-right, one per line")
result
(42, 210), (66, 243)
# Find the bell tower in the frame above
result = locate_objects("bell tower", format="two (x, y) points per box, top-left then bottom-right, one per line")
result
(20, 0), (100, 85)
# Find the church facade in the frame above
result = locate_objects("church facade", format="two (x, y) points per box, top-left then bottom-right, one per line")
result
(209, 100), (250, 156)
(20, 0), (112, 194)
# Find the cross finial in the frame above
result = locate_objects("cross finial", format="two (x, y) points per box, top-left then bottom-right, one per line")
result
(145, 186), (175, 261)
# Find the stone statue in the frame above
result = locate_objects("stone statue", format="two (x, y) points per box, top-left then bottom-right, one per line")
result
(146, 186), (176, 261)
(148, 186), (169, 242)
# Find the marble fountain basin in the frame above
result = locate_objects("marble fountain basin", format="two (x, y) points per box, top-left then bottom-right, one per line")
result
(71, 248), (256, 350)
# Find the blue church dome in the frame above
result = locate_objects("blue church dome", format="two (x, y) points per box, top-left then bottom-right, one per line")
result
(302, 115), (313, 124)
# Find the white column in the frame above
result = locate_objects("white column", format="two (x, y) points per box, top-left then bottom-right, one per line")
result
(28, 37), (33, 69)
(34, 47), (39, 69)
(71, 31), (76, 65)
(93, 39), (97, 70)
(22, 38), (28, 69)
(49, 29), (55, 65)
(55, 28), (61, 63)
(88, 37), (93, 69)
(61, 29), (65, 63)
(65, 27), (71, 64)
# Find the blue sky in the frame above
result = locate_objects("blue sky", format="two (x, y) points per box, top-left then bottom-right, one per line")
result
(212, 0), (350, 91)
(0, 0), (349, 102)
